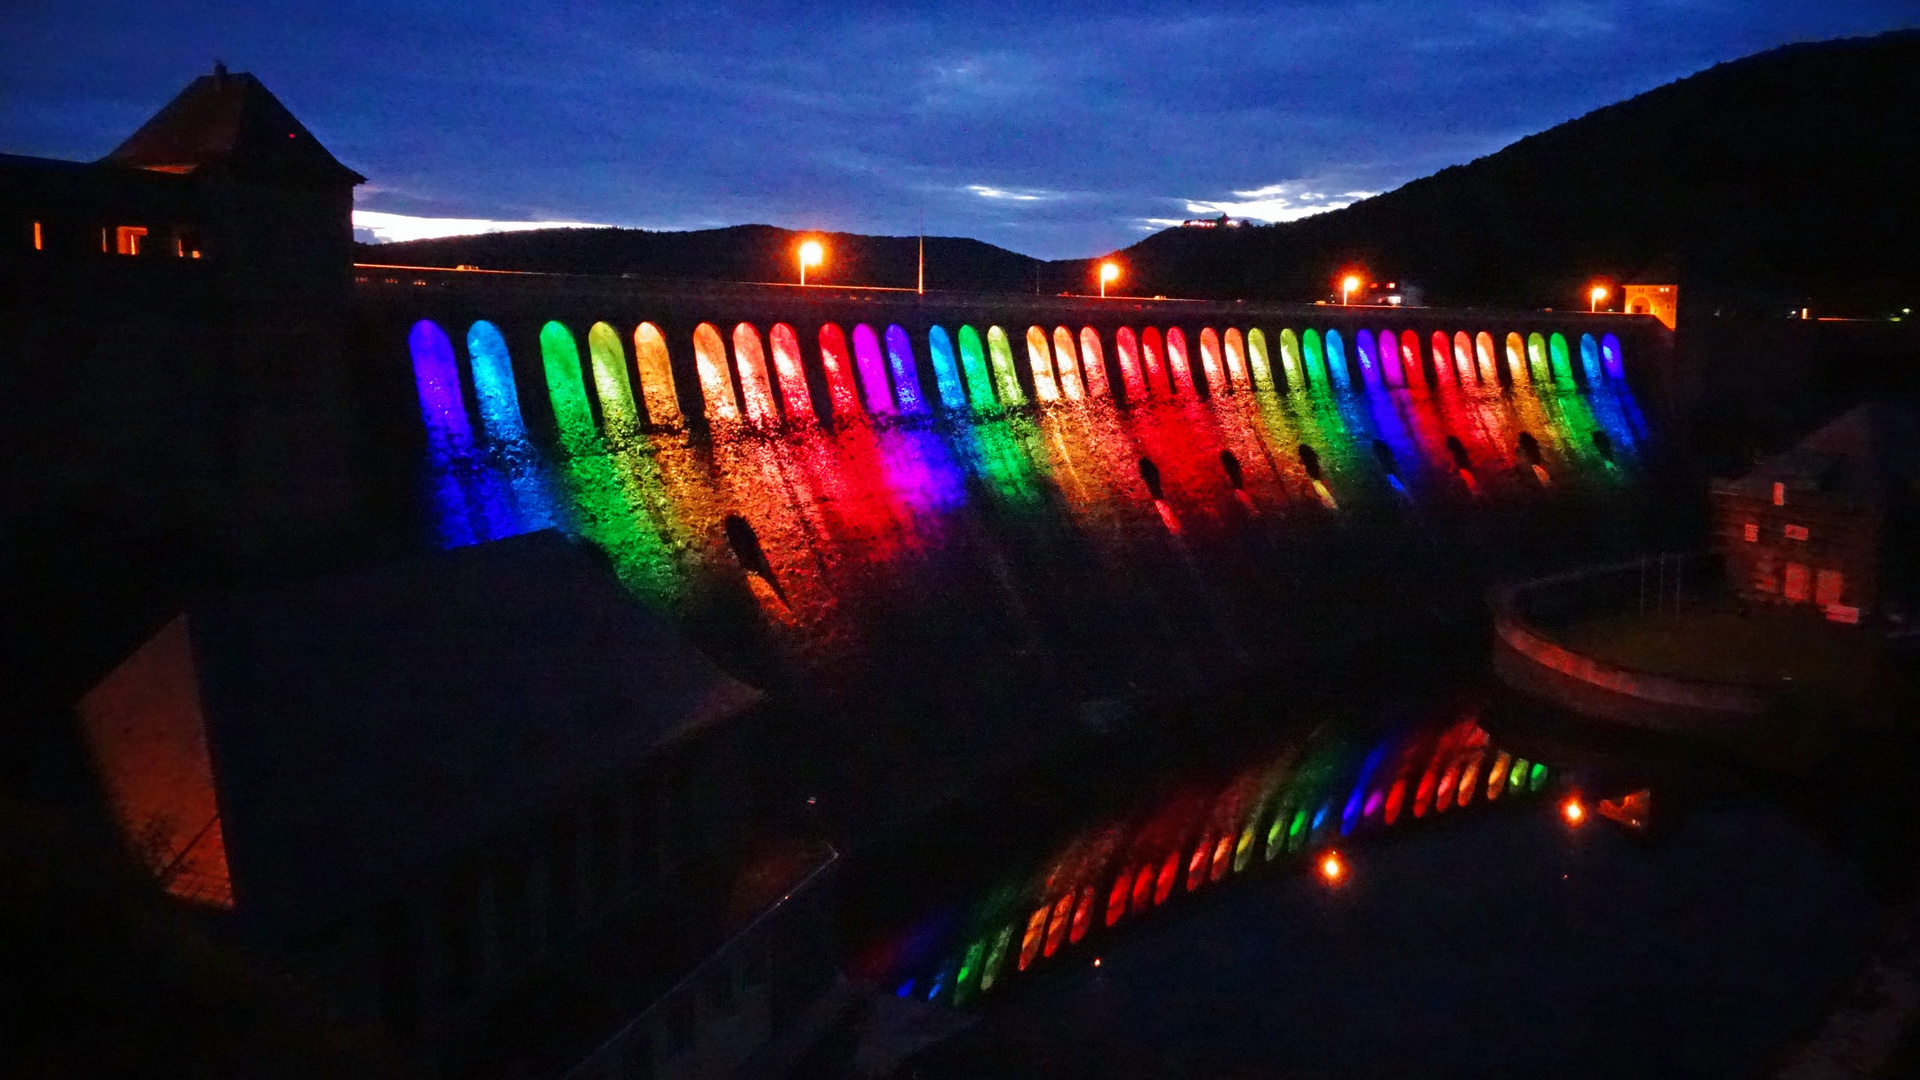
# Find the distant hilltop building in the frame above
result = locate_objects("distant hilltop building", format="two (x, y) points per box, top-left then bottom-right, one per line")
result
(1712, 403), (1920, 624)
(1181, 213), (1243, 228)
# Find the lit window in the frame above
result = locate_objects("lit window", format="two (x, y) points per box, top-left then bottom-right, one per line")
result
(1783, 562), (1811, 602)
(32, 221), (42, 250)
(115, 226), (148, 256)
(1742, 522), (1758, 542)
(1784, 524), (1808, 541)
(1772, 482), (1786, 507)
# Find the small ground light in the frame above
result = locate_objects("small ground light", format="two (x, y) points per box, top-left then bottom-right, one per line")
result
(1562, 797), (1586, 825)
(1093, 957), (1102, 967)
(1319, 851), (1347, 883)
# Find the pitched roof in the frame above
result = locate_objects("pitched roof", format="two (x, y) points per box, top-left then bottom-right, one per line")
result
(1715, 402), (1920, 508)
(102, 67), (364, 187)
(86, 531), (759, 934)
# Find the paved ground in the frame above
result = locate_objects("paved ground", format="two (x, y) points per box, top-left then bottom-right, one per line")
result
(910, 799), (1875, 1080)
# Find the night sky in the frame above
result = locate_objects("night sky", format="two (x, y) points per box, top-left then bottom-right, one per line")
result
(4, 2), (1914, 257)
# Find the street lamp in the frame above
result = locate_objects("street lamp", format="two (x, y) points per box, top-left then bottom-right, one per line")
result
(1099, 260), (1120, 298)
(1590, 283), (1609, 313)
(797, 239), (824, 286)
(1342, 274), (1361, 306)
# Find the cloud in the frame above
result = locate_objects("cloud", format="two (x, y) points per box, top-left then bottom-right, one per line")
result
(351, 210), (609, 244)
(1180, 182), (1380, 224)
(965, 184), (1050, 202)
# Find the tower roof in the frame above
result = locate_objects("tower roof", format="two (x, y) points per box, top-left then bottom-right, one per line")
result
(102, 65), (364, 188)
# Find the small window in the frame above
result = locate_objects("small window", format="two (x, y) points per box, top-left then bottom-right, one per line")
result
(1742, 522), (1759, 542)
(1772, 482), (1786, 507)
(1784, 524), (1809, 541)
(32, 221), (43, 251)
(115, 226), (148, 255)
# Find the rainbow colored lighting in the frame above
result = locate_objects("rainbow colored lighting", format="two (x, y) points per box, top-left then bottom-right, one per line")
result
(409, 320), (471, 454)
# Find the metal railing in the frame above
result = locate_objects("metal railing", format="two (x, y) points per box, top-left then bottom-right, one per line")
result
(558, 850), (839, 1080)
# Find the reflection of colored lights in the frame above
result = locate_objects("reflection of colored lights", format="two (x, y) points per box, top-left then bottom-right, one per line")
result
(1320, 851), (1347, 883)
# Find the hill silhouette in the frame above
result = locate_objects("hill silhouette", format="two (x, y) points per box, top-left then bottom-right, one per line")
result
(1087, 29), (1920, 312)
(360, 31), (1920, 311)
(359, 223), (1049, 293)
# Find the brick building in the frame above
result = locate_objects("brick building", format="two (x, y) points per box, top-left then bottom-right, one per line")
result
(1711, 403), (1920, 623)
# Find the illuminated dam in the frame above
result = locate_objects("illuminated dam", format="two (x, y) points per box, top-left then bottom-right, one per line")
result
(371, 269), (1664, 717)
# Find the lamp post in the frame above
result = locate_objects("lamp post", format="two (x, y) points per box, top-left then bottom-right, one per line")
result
(1099, 260), (1120, 299)
(798, 239), (824, 286)
(1590, 284), (1609, 313)
(1341, 274), (1361, 306)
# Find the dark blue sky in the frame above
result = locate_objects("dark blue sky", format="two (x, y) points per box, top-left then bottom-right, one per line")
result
(5, 1), (1914, 256)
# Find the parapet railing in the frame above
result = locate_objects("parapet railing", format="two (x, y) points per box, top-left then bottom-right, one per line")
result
(557, 849), (841, 1080)
(1492, 553), (1775, 717)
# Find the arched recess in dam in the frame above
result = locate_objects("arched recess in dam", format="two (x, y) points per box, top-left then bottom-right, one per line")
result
(1141, 326), (1171, 398)
(1197, 328), (1227, 396)
(886, 324), (928, 414)
(1278, 329), (1303, 391)
(928, 326), (967, 411)
(1115, 327), (1146, 401)
(588, 321), (639, 438)
(1026, 326), (1059, 403)
(987, 326), (1024, 405)
(540, 320), (595, 448)
(466, 320), (525, 442)
(769, 322), (815, 424)
(1400, 330), (1427, 390)
(408, 319), (470, 454)
(1224, 328), (1250, 391)
(818, 322), (862, 419)
(957, 326), (997, 413)
(692, 322), (741, 423)
(1166, 327), (1196, 398)
(852, 323), (895, 416)
(1079, 327), (1110, 399)
(1051, 326), (1084, 401)
(732, 322), (780, 425)
(1451, 331), (1474, 385)
(1247, 329), (1274, 392)
(633, 322), (682, 428)
(1476, 332), (1499, 385)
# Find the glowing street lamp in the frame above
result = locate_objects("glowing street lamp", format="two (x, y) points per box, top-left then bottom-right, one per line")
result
(1589, 283), (1610, 313)
(797, 238), (824, 286)
(1562, 797), (1587, 826)
(1099, 260), (1121, 298)
(1341, 274), (1362, 306)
